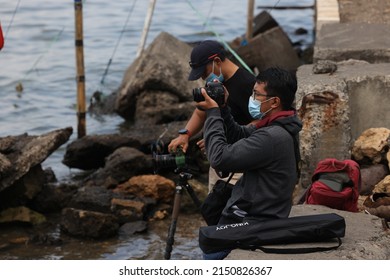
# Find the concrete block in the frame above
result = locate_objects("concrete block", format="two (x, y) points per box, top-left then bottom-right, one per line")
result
(314, 23), (390, 63)
(234, 26), (301, 72)
(295, 61), (390, 189)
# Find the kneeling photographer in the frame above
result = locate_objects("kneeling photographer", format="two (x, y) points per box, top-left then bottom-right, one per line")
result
(196, 67), (302, 260)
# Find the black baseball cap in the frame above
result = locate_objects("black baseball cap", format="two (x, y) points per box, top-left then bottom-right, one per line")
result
(188, 40), (226, 81)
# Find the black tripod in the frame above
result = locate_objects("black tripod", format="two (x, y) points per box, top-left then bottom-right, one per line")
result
(164, 170), (202, 260)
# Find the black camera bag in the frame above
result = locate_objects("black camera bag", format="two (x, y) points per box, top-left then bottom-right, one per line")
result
(200, 178), (234, 226)
(199, 213), (345, 254)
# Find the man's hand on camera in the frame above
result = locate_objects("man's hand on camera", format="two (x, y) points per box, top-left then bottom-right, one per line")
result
(196, 138), (206, 154)
(222, 85), (229, 107)
(196, 88), (219, 110)
(168, 135), (189, 153)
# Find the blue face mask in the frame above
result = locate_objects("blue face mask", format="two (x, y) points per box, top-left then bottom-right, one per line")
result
(248, 97), (274, 120)
(205, 61), (224, 84)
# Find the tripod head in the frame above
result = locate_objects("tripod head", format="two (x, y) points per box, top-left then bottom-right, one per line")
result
(176, 171), (193, 187)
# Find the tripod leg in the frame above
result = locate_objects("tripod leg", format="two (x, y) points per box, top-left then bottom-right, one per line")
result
(164, 186), (182, 260)
(184, 183), (201, 209)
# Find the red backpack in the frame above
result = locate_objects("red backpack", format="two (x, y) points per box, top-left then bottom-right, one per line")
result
(305, 158), (361, 212)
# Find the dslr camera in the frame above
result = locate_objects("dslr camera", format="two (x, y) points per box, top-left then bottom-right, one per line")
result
(192, 81), (225, 106)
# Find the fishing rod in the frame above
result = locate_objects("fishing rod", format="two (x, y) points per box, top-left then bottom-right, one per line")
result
(100, 0), (138, 86)
(4, 0), (22, 40)
(186, 0), (254, 75)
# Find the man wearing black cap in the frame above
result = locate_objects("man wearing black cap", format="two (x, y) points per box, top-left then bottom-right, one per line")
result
(168, 40), (256, 190)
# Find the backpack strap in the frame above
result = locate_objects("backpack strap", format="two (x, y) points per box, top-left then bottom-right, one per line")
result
(255, 237), (342, 254)
(270, 122), (301, 182)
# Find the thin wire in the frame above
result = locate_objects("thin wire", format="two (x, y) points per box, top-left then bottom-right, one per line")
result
(100, 0), (138, 85)
(269, 0), (281, 14)
(202, 0), (216, 32)
(186, 0), (254, 75)
(23, 26), (65, 80)
(4, 0), (22, 39)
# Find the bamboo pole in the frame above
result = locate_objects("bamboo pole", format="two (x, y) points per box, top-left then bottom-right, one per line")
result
(136, 0), (157, 58)
(246, 0), (255, 42)
(74, 0), (86, 138)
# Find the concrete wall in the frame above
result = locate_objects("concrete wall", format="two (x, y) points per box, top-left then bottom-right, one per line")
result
(347, 77), (390, 140)
(295, 61), (390, 190)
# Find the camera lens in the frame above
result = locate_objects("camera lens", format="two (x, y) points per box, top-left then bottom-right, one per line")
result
(192, 87), (205, 102)
(153, 153), (177, 169)
(152, 152), (186, 170)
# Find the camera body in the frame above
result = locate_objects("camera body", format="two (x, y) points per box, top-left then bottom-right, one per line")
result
(192, 81), (225, 106)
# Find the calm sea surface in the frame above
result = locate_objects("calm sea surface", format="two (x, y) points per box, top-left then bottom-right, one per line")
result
(0, 0), (314, 259)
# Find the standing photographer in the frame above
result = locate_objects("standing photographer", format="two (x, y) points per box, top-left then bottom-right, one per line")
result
(168, 40), (255, 191)
(197, 67), (302, 259)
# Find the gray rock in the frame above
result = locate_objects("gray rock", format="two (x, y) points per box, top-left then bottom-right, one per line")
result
(115, 31), (202, 121)
(61, 207), (119, 239)
(360, 164), (389, 195)
(0, 127), (73, 192)
(118, 221), (148, 236)
(62, 134), (141, 170)
(85, 147), (153, 188)
(312, 60), (337, 74)
(0, 165), (46, 210)
(67, 186), (113, 213)
(233, 26), (301, 72)
(0, 206), (47, 226)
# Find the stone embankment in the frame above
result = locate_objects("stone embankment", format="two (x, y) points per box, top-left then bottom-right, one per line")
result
(229, 0), (390, 260)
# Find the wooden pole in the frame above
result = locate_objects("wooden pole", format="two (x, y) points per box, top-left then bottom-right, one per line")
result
(136, 0), (157, 58)
(74, 0), (86, 138)
(246, 0), (255, 42)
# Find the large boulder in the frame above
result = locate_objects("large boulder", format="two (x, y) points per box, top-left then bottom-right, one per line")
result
(114, 174), (175, 204)
(0, 165), (46, 210)
(232, 26), (301, 72)
(0, 206), (47, 226)
(61, 207), (119, 239)
(61, 120), (202, 171)
(62, 134), (141, 170)
(0, 127), (73, 193)
(373, 176), (390, 194)
(351, 127), (390, 168)
(84, 147), (154, 188)
(115, 31), (202, 121)
(360, 164), (389, 195)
